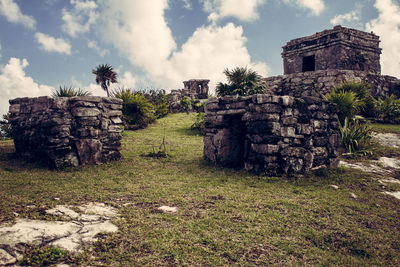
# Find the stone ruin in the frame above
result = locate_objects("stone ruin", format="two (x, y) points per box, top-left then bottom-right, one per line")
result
(282, 25), (381, 75)
(169, 79), (210, 112)
(204, 94), (340, 175)
(203, 25), (400, 175)
(266, 25), (399, 99)
(8, 96), (123, 168)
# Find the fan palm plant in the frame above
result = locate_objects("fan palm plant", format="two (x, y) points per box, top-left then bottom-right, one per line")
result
(92, 64), (118, 97)
(216, 67), (267, 97)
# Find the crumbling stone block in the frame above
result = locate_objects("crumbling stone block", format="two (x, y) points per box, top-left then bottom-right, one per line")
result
(203, 94), (340, 175)
(8, 96), (123, 168)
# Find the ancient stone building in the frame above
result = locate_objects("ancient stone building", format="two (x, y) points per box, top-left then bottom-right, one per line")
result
(183, 79), (210, 99)
(204, 94), (340, 175)
(282, 25), (381, 75)
(265, 26), (399, 99)
(8, 96), (123, 168)
(169, 79), (210, 112)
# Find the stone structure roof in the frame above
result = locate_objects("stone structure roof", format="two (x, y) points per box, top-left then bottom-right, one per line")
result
(282, 25), (382, 75)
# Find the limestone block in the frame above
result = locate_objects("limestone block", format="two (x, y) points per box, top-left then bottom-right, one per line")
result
(251, 144), (279, 155)
(72, 107), (101, 117)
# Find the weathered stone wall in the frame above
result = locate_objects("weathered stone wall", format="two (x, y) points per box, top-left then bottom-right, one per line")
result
(264, 70), (399, 99)
(8, 96), (123, 168)
(282, 26), (381, 75)
(169, 79), (210, 113)
(204, 94), (340, 175)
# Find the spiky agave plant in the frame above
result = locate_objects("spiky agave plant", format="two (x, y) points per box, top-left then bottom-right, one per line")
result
(325, 90), (362, 125)
(52, 86), (91, 97)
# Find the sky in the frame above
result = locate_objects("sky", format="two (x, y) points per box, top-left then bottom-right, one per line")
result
(0, 0), (400, 115)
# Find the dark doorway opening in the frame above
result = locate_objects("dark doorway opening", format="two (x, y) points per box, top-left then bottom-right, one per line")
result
(219, 115), (248, 168)
(302, 55), (315, 72)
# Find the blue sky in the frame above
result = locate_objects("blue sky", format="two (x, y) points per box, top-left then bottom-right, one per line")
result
(0, 0), (399, 115)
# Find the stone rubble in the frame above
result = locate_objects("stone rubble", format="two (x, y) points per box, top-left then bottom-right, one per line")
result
(204, 94), (340, 175)
(8, 96), (123, 168)
(0, 203), (118, 266)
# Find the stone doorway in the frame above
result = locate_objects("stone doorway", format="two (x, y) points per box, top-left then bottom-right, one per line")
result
(302, 55), (315, 72)
(217, 114), (247, 168)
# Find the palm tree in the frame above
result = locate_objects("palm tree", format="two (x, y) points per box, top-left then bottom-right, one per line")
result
(92, 64), (118, 97)
(216, 67), (267, 97)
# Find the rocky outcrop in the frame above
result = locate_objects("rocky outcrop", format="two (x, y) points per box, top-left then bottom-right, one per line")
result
(203, 94), (340, 175)
(8, 96), (123, 168)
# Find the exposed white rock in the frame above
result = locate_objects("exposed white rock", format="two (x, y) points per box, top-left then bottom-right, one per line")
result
(373, 133), (400, 148)
(350, 193), (358, 199)
(378, 157), (400, 169)
(339, 161), (388, 175)
(0, 202), (119, 266)
(379, 178), (400, 184)
(79, 202), (117, 217)
(330, 185), (339, 189)
(0, 248), (16, 265)
(46, 205), (80, 219)
(383, 191), (400, 200)
(158, 206), (178, 213)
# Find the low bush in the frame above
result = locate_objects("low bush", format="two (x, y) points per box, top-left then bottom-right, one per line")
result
(0, 113), (12, 139)
(190, 112), (206, 134)
(340, 117), (373, 155)
(180, 96), (193, 113)
(112, 88), (156, 129)
(375, 94), (400, 123)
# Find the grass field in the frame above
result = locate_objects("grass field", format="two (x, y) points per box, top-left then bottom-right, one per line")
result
(0, 113), (400, 266)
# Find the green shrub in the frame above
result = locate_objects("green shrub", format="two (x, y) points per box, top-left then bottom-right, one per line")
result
(0, 113), (12, 139)
(180, 96), (193, 113)
(191, 112), (206, 134)
(340, 117), (373, 155)
(333, 81), (371, 100)
(154, 103), (169, 119)
(216, 67), (268, 97)
(112, 88), (156, 129)
(375, 94), (400, 123)
(325, 90), (362, 125)
(361, 95), (379, 119)
(52, 86), (91, 97)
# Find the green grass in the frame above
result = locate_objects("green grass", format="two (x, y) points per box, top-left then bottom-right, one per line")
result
(1, 113), (400, 266)
(371, 123), (400, 134)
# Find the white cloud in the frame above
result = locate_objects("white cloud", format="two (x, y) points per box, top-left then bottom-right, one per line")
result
(282, 0), (326, 16)
(330, 10), (361, 26)
(167, 23), (269, 89)
(0, 0), (36, 29)
(203, 0), (266, 22)
(366, 0), (400, 77)
(34, 32), (72, 55)
(62, 0), (99, 37)
(330, 3), (363, 27)
(0, 57), (54, 115)
(119, 71), (137, 88)
(88, 40), (109, 57)
(98, 0), (268, 92)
